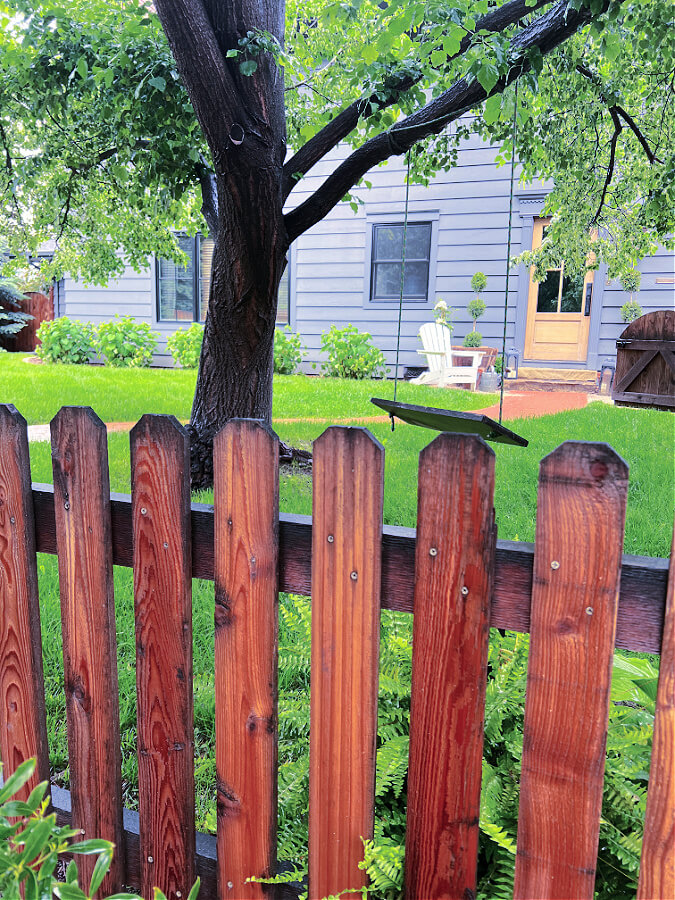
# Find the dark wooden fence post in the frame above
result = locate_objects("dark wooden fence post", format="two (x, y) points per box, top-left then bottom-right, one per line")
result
(308, 427), (384, 900)
(0, 404), (49, 798)
(51, 407), (124, 894)
(214, 420), (279, 900)
(131, 415), (195, 900)
(638, 520), (674, 899)
(514, 441), (629, 900)
(404, 433), (496, 899)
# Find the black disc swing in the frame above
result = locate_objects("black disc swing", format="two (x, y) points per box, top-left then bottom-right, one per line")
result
(371, 87), (528, 449)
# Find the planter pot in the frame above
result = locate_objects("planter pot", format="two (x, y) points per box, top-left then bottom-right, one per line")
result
(479, 371), (501, 392)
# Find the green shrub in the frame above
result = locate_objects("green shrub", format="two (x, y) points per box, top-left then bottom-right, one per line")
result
(96, 315), (158, 367)
(0, 279), (32, 339)
(619, 268), (641, 296)
(467, 296), (486, 323)
(36, 317), (95, 364)
(620, 300), (643, 323)
(463, 331), (483, 348)
(471, 270), (488, 295)
(274, 326), (305, 374)
(167, 323), (204, 368)
(320, 324), (386, 379)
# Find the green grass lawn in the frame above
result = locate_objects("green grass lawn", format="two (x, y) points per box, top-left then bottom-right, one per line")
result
(6, 352), (673, 896)
(0, 352), (493, 425)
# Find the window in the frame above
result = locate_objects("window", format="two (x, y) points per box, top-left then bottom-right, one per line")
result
(534, 224), (585, 314)
(277, 265), (290, 326)
(157, 236), (290, 324)
(370, 222), (432, 301)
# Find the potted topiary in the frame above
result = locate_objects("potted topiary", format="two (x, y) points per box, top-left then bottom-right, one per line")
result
(619, 269), (643, 323)
(464, 271), (487, 347)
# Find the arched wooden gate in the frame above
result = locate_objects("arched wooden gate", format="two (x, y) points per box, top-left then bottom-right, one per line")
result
(613, 309), (675, 411)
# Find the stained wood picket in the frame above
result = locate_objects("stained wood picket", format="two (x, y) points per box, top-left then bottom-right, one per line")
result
(0, 402), (672, 900)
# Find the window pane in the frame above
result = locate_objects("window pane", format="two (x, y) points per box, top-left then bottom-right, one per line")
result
(373, 262), (402, 298)
(374, 225), (403, 260)
(403, 261), (429, 298)
(404, 224), (432, 260)
(560, 270), (584, 312)
(158, 235), (196, 321)
(199, 236), (214, 322)
(277, 267), (289, 325)
(536, 270), (561, 313)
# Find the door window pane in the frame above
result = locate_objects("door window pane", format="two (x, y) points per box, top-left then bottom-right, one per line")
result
(559, 270), (584, 312)
(371, 222), (432, 301)
(199, 237), (214, 321)
(536, 270), (561, 313)
(158, 235), (196, 322)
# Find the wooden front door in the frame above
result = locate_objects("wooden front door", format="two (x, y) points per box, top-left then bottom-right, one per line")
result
(524, 219), (594, 362)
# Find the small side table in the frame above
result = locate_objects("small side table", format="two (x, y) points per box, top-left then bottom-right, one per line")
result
(504, 348), (520, 380)
(597, 357), (616, 393)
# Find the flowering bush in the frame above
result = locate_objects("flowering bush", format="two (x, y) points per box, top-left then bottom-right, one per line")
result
(167, 323), (204, 368)
(96, 315), (158, 367)
(320, 324), (386, 379)
(274, 326), (305, 374)
(36, 317), (95, 364)
(433, 298), (454, 330)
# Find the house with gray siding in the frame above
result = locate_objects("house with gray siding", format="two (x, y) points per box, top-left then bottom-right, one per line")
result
(58, 132), (674, 375)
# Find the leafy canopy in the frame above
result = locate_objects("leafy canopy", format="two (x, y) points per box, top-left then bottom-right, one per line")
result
(0, 0), (672, 283)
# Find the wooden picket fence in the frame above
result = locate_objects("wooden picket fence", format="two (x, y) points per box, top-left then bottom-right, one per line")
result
(0, 403), (673, 900)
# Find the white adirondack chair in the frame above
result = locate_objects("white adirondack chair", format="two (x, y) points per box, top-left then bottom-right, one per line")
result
(411, 322), (482, 389)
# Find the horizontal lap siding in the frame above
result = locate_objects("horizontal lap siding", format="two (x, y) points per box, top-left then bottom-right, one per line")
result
(290, 133), (529, 371)
(596, 259), (675, 360)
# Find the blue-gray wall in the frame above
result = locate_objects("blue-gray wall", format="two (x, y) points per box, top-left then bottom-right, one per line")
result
(62, 132), (675, 371)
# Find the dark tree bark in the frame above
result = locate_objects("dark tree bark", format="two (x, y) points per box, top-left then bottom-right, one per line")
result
(153, 0), (602, 488)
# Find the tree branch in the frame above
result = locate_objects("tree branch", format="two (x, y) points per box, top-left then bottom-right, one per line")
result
(285, 0), (598, 242)
(576, 63), (659, 163)
(281, 0), (552, 200)
(594, 108), (621, 223)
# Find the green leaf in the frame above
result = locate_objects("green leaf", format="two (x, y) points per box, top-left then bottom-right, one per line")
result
(362, 42), (378, 65)
(54, 884), (88, 900)
(477, 62), (499, 93)
(484, 94), (502, 124)
(76, 57), (88, 80)
(88, 849), (112, 896)
(148, 76), (166, 92)
(239, 59), (258, 76)
(20, 814), (56, 862)
(69, 838), (115, 855)
(0, 759), (36, 804)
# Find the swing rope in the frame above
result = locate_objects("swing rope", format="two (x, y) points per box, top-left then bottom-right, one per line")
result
(391, 148), (412, 430)
(499, 80), (519, 425)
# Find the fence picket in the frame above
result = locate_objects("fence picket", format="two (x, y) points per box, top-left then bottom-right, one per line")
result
(0, 405), (49, 798)
(514, 441), (629, 900)
(637, 520), (674, 899)
(404, 433), (496, 899)
(51, 407), (124, 894)
(214, 420), (279, 900)
(308, 427), (384, 900)
(131, 415), (195, 899)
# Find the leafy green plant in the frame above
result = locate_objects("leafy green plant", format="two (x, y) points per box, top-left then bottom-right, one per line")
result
(36, 317), (95, 364)
(320, 325), (386, 379)
(619, 268), (641, 297)
(463, 331), (483, 348)
(621, 300), (643, 323)
(0, 279), (32, 340)
(274, 326), (305, 375)
(167, 323), (204, 368)
(0, 758), (202, 900)
(96, 316), (158, 367)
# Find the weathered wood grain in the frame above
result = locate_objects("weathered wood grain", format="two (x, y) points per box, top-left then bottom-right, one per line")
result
(514, 441), (629, 900)
(214, 420), (279, 900)
(50, 407), (124, 894)
(131, 416), (195, 900)
(30, 484), (669, 653)
(308, 427), (384, 900)
(0, 405), (49, 798)
(637, 520), (675, 899)
(405, 434), (496, 899)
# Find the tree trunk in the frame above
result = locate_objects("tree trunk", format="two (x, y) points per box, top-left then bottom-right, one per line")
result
(189, 166), (288, 488)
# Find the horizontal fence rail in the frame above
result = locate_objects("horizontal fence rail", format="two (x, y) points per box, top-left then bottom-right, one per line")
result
(30, 483), (669, 654)
(0, 404), (672, 900)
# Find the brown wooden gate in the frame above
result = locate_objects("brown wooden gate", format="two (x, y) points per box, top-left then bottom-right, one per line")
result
(613, 309), (675, 410)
